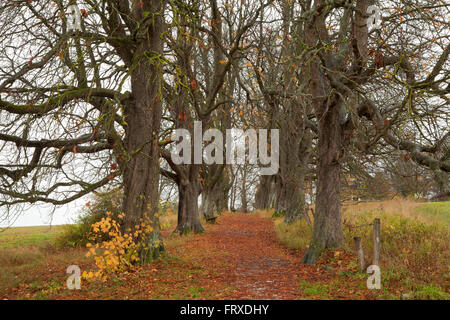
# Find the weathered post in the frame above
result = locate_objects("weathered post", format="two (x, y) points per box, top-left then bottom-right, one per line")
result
(353, 236), (365, 271)
(373, 218), (381, 266)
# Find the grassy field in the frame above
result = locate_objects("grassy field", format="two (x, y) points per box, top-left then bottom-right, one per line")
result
(273, 200), (450, 299)
(0, 200), (448, 300)
(0, 225), (65, 248)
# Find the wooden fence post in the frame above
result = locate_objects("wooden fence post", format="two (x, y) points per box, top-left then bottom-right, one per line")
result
(373, 218), (381, 266)
(353, 236), (365, 271)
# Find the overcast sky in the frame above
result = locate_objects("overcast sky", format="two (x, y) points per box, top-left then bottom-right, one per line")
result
(0, 198), (86, 227)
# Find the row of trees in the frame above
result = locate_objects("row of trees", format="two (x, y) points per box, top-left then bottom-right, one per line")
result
(0, 0), (448, 263)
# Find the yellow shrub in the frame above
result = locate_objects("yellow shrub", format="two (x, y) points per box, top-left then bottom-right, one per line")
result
(82, 211), (159, 282)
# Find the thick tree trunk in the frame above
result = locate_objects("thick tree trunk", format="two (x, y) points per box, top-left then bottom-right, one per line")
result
(200, 188), (217, 220)
(174, 166), (204, 234)
(201, 184), (227, 220)
(121, 0), (165, 259)
(301, 3), (345, 264)
(254, 175), (278, 209)
(301, 103), (344, 264)
(283, 130), (312, 223)
(200, 164), (229, 219)
(282, 175), (306, 223)
(275, 104), (312, 223)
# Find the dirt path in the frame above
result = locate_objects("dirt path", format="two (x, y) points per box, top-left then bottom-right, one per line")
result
(203, 213), (310, 299)
(171, 213), (338, 299)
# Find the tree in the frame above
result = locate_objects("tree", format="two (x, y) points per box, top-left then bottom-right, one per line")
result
(159, 0), (269, 233)
(296, 0), (449, 263)
(237, 0), (315, 222)
(0, 0), (166, 256)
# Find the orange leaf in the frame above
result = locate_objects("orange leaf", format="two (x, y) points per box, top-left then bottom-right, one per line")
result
(190, 79), (197, 90)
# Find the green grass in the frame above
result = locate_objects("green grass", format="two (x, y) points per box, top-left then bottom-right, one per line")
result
(0, 225), (89, 296)
(0, 225), (64, 248)
(298, 280), (330, 299)
(407, 285), (450, 300)
(413, 202), (450, 227)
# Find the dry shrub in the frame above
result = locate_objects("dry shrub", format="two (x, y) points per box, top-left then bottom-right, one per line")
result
(55, 190), (123, 248)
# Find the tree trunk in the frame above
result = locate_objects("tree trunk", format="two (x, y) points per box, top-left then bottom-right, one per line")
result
(240, 166), (248, 213)
(174, 166), (204, 234)
(201, 183), (227, 219)
(200, 164), (229, 219)
(121, 0), (165, 259)
(283, 129), (312, 223)
(301, 102), (344, 264)
(301, 3), (345, 264)
(200, 188), (217, 220)
(255, 175), (278, 209)
(282, 175), (306, 223)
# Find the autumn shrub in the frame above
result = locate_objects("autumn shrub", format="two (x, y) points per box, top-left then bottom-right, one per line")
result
(82, 211), (160, 281)
(55, 189), (123, 248)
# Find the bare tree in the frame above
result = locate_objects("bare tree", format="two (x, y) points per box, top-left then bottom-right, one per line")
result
(297, 0), (449, 263)
(0, 0), (167, 256)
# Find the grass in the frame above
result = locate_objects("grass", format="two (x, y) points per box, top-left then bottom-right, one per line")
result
(298, 280), (330, 299)
(0, 245), (88, 295)
(342, 199), (449, 226)
(272, 199), (450, 300)
(0, 208), (216, 299)
(413, 202), (450, 227)
(0, 225), (64, 248)
(274, 218), (312, 250)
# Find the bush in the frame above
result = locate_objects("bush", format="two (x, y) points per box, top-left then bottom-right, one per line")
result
(82, 211), (159, 281)
(55, 189), (122, 248)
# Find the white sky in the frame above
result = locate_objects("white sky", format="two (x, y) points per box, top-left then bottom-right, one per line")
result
(0, 198), (86, 227)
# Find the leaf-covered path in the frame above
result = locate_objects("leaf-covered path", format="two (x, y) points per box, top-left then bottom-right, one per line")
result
(191, 213), (317, 299)
(154, 212), (371, 300)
